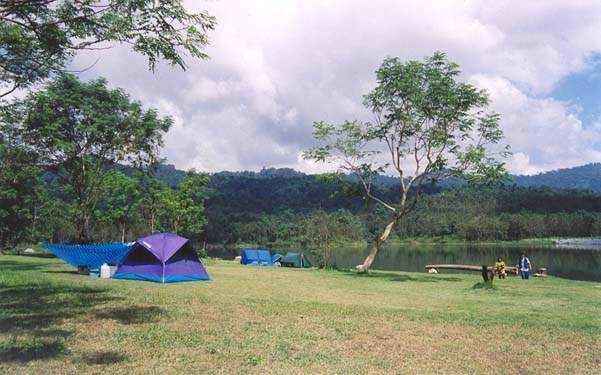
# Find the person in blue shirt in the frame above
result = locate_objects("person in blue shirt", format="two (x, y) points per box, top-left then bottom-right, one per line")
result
(519, 253), (532, 280)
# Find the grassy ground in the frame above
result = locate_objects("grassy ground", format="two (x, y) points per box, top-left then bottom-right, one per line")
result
(1, 255), (600, 374)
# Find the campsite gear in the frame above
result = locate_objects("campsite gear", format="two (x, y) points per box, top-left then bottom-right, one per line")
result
(271, 253), (283, 263)
(280, 252), (312, 268)
(113, 233), (209, 283)
(240, 249), (283, 266)
(43, 242), (134, 270)
(100, 263), (111, 279)
(241, 249), (271, 265)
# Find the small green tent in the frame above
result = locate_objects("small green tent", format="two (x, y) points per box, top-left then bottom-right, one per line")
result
(280, 252), (312, 268)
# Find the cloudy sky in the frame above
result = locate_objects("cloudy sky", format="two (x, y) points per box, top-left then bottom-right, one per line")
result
(75, 0), (601, 175)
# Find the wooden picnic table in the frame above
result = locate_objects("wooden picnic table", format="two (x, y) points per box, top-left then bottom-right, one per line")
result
(425, 264), (519, 282)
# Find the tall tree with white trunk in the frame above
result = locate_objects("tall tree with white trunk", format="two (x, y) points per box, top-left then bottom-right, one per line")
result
(304, 52), (509, 272)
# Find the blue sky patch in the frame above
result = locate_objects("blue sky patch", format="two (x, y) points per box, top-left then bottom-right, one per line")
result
(550, 55), (601, 127)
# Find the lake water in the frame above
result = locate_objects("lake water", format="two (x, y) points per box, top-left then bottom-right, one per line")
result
(207, 242), (601, 282)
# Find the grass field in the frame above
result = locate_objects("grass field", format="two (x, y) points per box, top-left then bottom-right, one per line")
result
(1, 255), (600, 374)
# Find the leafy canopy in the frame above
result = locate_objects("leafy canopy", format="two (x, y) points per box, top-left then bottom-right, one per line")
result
(306, 52), (509, 216)
(95, 171), (141, 237)
(2, 73), (172, 241)
(0, 0), (216, 96)
(305, 52), (509, 270)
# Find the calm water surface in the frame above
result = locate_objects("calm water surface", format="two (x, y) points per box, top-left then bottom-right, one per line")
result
(208, 242), (601, 282)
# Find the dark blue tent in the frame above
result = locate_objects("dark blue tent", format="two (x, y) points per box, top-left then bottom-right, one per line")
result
(43, 242), (134, 269)
(240, 249), (283, 266)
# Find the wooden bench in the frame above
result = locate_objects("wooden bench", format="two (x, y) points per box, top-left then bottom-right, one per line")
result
(425, 264), (518, 282)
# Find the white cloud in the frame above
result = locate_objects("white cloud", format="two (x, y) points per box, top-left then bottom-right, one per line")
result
(472, 74), (601, 174)
(70, 0), (601, 175)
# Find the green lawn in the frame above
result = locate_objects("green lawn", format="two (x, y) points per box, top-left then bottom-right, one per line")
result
(1, 255), (600, 374)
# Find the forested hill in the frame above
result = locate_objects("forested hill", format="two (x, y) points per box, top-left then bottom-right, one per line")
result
(144, 163), (601, 244)
(155, 162), (601, 193)
(512, 163), (601, 191)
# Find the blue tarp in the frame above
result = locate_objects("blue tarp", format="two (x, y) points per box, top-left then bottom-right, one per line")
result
(241, 249), (272, 265)
(43, 242), (134, 269)
(240, 249), (284, 266)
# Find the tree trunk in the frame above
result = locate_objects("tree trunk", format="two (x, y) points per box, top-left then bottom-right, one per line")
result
(121, 224), (126, 243)
(31, 204), (38, 243)
(357, 218), (398, 272)
(76, 209), (91, 243)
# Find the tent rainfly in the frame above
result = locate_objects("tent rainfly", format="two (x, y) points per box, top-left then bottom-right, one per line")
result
(280, 252), (312, 268)
(113, 233), (209, 283)
(240, 249), (282, 266)
(43, 242), (134, 269)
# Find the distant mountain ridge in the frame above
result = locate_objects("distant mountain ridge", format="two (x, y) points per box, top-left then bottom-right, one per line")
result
(153, 162), (601, 192)
(512, 163), (601, 192)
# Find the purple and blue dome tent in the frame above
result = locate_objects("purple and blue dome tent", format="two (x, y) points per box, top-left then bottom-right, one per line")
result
(112, 233), (210, 283)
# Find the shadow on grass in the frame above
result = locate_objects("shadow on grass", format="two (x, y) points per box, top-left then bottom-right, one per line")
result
(0, 260), (53, 272)
(0, 285), (112, 334)
(22, 253), (56, 259)
(0, 258), (116, 363)
(80, 350), (128, 365)
(472, 281), (497, 290)
(0, 339), (67, 363)
(93, 305), (164, 325)
(339, 270), (462, 283)
(1, 257), (78, 275)
(42, 270), (79, 275)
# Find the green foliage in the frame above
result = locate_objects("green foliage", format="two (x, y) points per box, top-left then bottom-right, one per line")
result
(174, 170), (209, 238)
(196, 168), (601, 245)
(304, 210), (366, 268)
(304, 52), (509, 269)
(305, 52), (509, 197)
(95, 171), (141, 242)
(0, 0), (216, 96)
(0, 137), (41, 246)
(2, 74), (171, 242)
(458, 216), (507, 241)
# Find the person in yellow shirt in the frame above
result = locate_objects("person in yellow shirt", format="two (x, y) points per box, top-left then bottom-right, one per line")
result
(495, 257), (506, 279)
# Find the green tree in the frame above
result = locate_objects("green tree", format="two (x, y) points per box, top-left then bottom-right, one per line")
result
(305, 52), (509, 272)
(174, 170), (209, 238)
(0, 0), (216, 97)
(138, 173), (172, 234)
(0, 124), (70, 246)
(304, 210), (365, 268)
(95, 171), (141, 242)
(3, 74), (172, 242)
(149, 170), (208, 237)
(0, 130), (40, 246)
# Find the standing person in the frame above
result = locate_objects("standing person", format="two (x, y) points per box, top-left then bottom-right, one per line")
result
(495, 257), (506, 279)
(519, 253), (532, 280)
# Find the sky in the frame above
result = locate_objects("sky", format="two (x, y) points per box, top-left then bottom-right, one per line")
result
(73, 0), (601, 176)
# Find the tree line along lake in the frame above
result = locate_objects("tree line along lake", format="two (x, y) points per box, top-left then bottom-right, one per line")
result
(208, 241), (601, 282)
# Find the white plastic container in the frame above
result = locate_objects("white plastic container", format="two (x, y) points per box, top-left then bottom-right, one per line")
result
(100, 263), (111, 279)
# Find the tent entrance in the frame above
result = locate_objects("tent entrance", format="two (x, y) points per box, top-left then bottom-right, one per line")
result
(113, 233), (210, 283)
